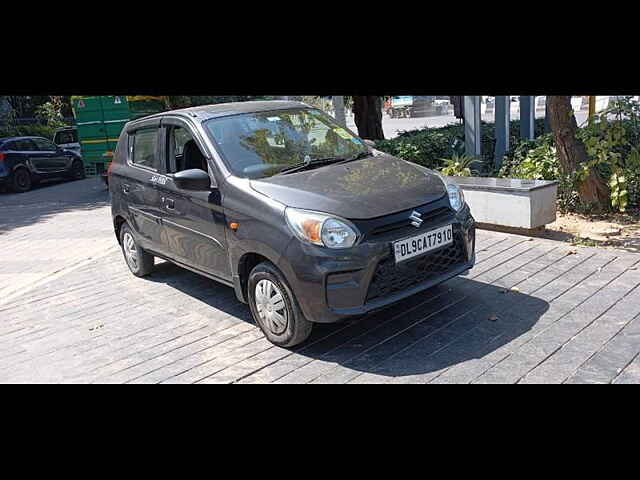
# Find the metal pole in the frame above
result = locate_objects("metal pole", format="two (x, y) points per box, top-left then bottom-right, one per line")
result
(520, 96), (535, 140)
(464, 96), (481, 158)
(588, 96), (596, 125)
(332, 96), (346, 127)
(494, 96), (510, 169)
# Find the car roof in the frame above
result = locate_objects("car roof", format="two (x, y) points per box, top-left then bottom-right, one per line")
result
(130, 100), (310, 126)
(0, 136), (46, 143)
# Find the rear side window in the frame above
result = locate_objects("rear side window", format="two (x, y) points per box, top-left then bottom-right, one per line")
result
(4, 139), (34, 151)
(130, 128), (159, 170)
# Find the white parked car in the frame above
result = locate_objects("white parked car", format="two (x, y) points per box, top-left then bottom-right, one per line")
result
(53, 126), (82, 158)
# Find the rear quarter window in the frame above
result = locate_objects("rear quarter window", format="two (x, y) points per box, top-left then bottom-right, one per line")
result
(129, 128), (159, 170)
(4, 139), (33, 151)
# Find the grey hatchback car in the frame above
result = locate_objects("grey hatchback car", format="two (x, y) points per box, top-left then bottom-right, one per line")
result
(110, 101), (476, 347)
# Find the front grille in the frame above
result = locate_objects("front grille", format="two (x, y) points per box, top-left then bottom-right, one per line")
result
(367, 207), (451, 240)
(366, 231), (467, 302)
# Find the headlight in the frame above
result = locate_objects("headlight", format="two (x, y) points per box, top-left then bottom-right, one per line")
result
(285, 208), (359, 249)
(447, 183), (466, 212)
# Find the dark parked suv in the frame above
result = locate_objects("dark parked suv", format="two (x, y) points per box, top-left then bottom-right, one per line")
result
(110, 101), (476, 347)
(0, 136), (85, 192)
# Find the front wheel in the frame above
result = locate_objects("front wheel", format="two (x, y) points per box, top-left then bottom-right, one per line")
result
(248, 261), (313, 348)
(70, 160), (85, 180)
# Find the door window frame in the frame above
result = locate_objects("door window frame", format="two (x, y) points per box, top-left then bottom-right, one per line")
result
(159, 116), (219, 188)
(125, 118), (162, 173)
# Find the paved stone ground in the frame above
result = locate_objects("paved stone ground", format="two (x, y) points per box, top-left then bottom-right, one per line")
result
(1, 178), (639, 384)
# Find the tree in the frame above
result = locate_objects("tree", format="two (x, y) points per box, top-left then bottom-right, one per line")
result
(35, 96), (67, 129)
(352, 96), (384, 140)
(165, 96), (276, 110)
(546, 96), (610, 211)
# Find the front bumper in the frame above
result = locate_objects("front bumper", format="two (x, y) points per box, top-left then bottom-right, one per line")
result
(277, 204), (476, 323)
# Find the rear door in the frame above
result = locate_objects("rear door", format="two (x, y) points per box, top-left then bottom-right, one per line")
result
(121, 118), (166, 253)
(155, 117), (231, 281)
(1, 139), (31, 174)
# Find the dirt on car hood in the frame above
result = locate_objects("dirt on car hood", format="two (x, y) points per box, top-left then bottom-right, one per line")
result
(249, 154), (446, 220)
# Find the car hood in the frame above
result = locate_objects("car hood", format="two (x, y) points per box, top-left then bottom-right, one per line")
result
(249, 154), (447, 220)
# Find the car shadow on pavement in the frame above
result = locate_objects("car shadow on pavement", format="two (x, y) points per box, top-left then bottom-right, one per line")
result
(292, 278), (550, 381)
(145, 260), (256, 323)
(0, 178), (110, 235)
(142, 259), (549, 381)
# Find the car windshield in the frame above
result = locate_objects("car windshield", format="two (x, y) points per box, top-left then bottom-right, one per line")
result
(203, 108), (368, 179)
(54, 130), (78, 144)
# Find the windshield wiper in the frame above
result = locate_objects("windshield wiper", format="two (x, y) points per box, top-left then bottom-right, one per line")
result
(334, 151), (370, 165)
(276, 156), (344, 175)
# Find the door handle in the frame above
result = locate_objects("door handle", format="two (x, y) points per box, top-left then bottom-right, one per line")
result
(165, 198), (175, 210)
(122, 184), (130, 194)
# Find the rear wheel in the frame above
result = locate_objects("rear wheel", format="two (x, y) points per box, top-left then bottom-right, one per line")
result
(119, 223), (154, 277)
(248, 261), (313, 348)
(70, 160), (85, 180)
(11, 168), (32, 193)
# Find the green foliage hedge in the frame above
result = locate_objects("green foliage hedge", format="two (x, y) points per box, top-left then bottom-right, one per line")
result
(374, 107), (640, 214)
(0, 123), (57, 140)
(375, 118), (546, 172)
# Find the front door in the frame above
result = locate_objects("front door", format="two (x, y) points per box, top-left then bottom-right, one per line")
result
(155, 118), (230, 281)
(30, 137), (69, 175)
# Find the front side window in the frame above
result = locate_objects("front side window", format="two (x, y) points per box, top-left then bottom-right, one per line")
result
(32, 138), (58, 151)
(203, 108), (367, 179)
(165, 125), (208, 173)
(130, 128), (158, 170)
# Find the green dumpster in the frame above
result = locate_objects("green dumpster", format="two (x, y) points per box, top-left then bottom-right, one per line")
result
(71, 96), (167, 176)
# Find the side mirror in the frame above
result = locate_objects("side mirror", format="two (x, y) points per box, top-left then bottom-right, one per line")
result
(172, 169), (212, 191)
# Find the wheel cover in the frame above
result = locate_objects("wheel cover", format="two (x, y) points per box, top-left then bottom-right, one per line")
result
(16, 171), (29, 188)
(255, 279), (288, 334)
(73, 162), (84, 178)
(123, 232), (138, 270)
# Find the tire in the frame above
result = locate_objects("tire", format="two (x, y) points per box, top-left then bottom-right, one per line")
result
(11, 168), (32, 193)
(70, 160), (86, 180)
(247, 261), (313, 348)
(119, 223), (154, 277)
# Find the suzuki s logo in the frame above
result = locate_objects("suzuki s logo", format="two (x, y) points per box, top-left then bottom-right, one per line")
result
(410, 211), (423, 228)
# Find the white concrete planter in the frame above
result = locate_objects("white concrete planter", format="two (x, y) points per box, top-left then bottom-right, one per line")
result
(445, 177), (559, 230)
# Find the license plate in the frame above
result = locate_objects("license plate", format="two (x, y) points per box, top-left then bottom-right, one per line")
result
(393, 224), (453, 263)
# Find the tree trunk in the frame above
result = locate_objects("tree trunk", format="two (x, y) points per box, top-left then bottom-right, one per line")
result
(546, 95), (610, 211)
(352, 96), (384, 140)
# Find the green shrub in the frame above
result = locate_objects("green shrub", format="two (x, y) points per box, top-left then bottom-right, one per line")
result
(375, 118), (546, 173)
(375, 107), (640, 214)
(440, 153), (477, 176)
(0, 123), (57, 140)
